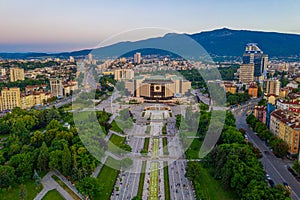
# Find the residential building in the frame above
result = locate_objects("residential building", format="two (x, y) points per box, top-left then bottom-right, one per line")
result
(248, 83), (258, 98)
(270, 109), (300, 155)
(10, 67), (25, 82)
(134, 52), (141, 64)
(264, 94), (278, 105)
(266, 79), (280, 96)
(0, 67), (6, 76)
(277, 99), (300, 110)
(50, 78), (63, 97)
(114, 69), (134, 81)
(254, 106), (266, 123)
(239, 64), (254, 83)
(0, 87), (21, 111)
(223, 82), (236, 94)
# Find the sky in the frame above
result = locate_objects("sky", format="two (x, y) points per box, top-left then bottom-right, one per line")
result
(1, 0), (300, 52)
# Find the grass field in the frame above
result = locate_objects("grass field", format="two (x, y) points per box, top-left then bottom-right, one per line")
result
(146, 125), (151, 134)
(162, 138), (169, 155)
(141, 138), (150, 155)
(0, 180), (42, 200)
(185, 139), (202, 159)
(163, 162), (170, 200)
(137, 161), (147, 198)
(108, 133), (126, 153)
(152, 138), (159, 158)
(42, 189), (64, 200)
(149, 162), (159, 200)
(194, 164), (238, 200)
(52, 175), (81, 200)
(95, 157), (120, 200)
(110, 120), (123, 133)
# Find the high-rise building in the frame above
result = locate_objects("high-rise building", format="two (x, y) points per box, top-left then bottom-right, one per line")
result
(0, 67), (6, 76)
(69, 56), (75, 63)
(266, 79), (280, 96)
(239, 64), (254, 83)
(10, 67), (25, 82)
(50, 78), (63, 97)
(0, 87), (21, 111)
(88, 54), (93, 62)
(242, 43), (268, 80)
(114, 69), (134, 80)
(134, 52), (141, 64)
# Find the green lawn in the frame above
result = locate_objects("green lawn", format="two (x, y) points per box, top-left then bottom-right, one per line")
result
(163, 137), (169, 155)
(95, 157), (120, 200)
(108, 133), (125, 154)
(193, 164), (238, 200)
(42, 189), (64, 200)
(163, 162), (170, 200)
(141, 138), (150, 154)
(0, 180), (42, 200)
(185, 139), (202, 159)
(137, 161), (147, 198)
(145, 125), (151, 134)
(110, 120), (123, 133)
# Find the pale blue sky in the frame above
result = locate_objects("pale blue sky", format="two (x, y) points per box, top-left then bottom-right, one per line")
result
(0, 0), (300, 52)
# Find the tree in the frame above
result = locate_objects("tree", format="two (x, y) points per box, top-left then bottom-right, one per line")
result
(0, 165), (16, 188)
(49, 150), (62, 170)
(61, 144), (72, 176)
(8, 152), (34, 181)
(271, 138), (289, 158)
(0, 120), (10, 135)
(10, 120), (30, 144)
(46, 119), (63, 131)
(292, 160), (300, 175)
(31, 131), (44, 148)
(37, 142), (49, 171)
(221, 127), (245, 144)
(77, 177), (102, 199)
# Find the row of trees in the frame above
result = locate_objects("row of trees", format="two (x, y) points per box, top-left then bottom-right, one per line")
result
(185, 110), (290, 199)
(0, 107), (111, 190)
(246, 114), (289, 158)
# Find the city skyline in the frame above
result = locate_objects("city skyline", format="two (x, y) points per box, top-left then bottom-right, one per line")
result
(1, 0), (300, 52)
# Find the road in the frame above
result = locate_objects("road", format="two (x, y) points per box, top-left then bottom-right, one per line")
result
(233, 101), (300, 200)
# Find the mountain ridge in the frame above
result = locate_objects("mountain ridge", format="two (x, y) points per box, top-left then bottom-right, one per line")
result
(1, 28), (300, 59)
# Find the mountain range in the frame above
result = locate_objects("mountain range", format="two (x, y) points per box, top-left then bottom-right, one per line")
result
(1, 28), (300, 60)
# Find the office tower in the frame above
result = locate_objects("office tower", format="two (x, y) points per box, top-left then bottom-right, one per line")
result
(242, 43), (268, 80)
(134, 52), (141, 64)
(0, 87), (21, 111)
(50, 78), (63, 97)
(266, 78), (280, 96)
(239, 64), (254, 83)
(114, 69), (134, 80)
(9, 67), (25, 82)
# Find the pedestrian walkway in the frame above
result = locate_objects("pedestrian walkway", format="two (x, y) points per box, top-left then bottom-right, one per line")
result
(34, 171), (83, 200)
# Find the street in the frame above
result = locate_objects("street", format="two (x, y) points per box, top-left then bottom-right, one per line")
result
(233, 102), (300, 200)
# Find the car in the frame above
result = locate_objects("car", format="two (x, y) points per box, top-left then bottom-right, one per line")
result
(268, 179), (275, 187)
(283, 182), (291, 190)
(266, 174), (271, 180)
